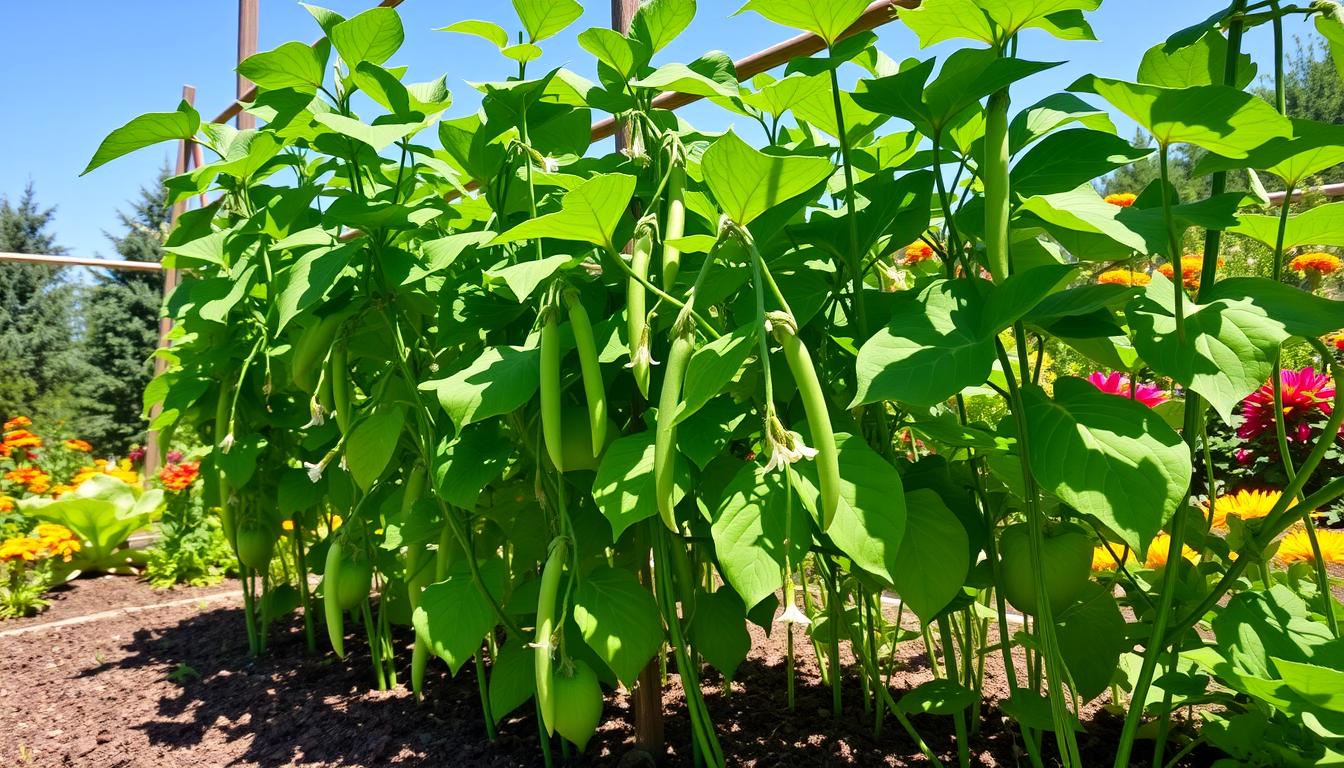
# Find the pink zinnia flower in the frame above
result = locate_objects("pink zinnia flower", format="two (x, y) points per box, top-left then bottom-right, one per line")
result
(1238, 367), (1335, 443)
(1087, 372), (1168, 408)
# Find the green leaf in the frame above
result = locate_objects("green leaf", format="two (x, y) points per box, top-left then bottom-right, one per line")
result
(573, 566), (664, 687)
(890, 489), (969, 623)
(853, 279), (995, 408)
(790, 433), (906, 587)
(593, 432), (689, 541)
(1070, 76), (1291, 157)
(688, 588), (752, 682)
(1230, 202), (1344, 251)
(631, 0), (697, 53)
(978, 264), (1079, 336)
(237, 41), (328, 93)
(1273, 658), (1344, 713)
(352, 63), (452, 117)
(1022, 377), (1191, 552)
(898, 0), (997, 47)
(578, 28), (648, 81)
(437, 19), (510, 49)
(83, 101), (201, 176)
(21, 475), (161, 572)
(312, 113), (431, 151)
(1319, 14), (1344, 81)
(277, 245), (351, 331)
(1126, 274), (1290, 422)
(736, 0), (869, 45)
(1194, 118), (1344, 186)
(742, 73), (830, 117)
(492, 173), (636, 250)
(487, 255), (575, 302)
(711, 463), (811, 610)
(1011, 129), (1154, 197)
(1055, 582), (1127, 699)
(674, 324), (757, 424)
(897, 679), (979, 715)
(330, 7), (403, 66)
(488, 640), (536, 723)
(1203, 278), (1344, 341)
(978, 0), (1100, 36)
(1137, 28), (1255, 89)
(1017, 186), (1152, 255)
(413, 559), (506, 675)
(701, 130), (833, 226)
(345, 407), (404, 490)
(514, 0), (583, 43)
(1009, 92), (1117, 154)
(436, 422), (515, 510)
(424, 346), (540, 432)
(301, 3), (345, 35)
(632, 61), (740, 99)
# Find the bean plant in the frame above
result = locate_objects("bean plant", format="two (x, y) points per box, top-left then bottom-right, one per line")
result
(84, 0), (1344, 765)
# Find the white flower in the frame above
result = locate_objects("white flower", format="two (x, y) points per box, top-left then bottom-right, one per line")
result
(339, 455), (348, 472)
(219, 433), (235, 454)
(303, 397), (325, 429)
(304, 460), (326, 483)
(761, 427), (818, 473)
(624, 338), (660, 369)
(775, 603), (811, 626)
(540, 155), (559, 173)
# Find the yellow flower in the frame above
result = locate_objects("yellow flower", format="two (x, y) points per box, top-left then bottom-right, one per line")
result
(1145, 533), (1200, 568)
(3, 416), (31, 431)
(281, 520), (295, 532)
(1104, 192), (1137, 207)
(330, 514), (343, 531)
(0, 537), (47, 563)
(1098, 268), (1151, 287)
(1092, 545), (1127, 571)
(1277, 528), (1344, 565)
(903, 241), (936, 265)
(1289, 251), (1342, 276)
(64, 439), (92, 453)
(1203, 489), (1281, 530)
(0, 496), (12, 513)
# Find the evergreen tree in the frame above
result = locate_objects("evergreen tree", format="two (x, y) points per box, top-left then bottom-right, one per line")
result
(1279, 36), (1344, 185)
(0, 184), (90, 428)
(80, 173), (170, 453)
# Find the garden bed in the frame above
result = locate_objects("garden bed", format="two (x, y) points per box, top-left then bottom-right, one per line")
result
(1, 575), (1213, 767)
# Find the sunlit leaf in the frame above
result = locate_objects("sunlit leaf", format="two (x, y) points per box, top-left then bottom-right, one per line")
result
(83, 101), (201, 175)
(700, 130), (833, 226)
(492, 173), (636, 250)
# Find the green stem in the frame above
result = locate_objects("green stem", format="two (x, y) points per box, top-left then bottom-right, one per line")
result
(827, 63), (868, 337)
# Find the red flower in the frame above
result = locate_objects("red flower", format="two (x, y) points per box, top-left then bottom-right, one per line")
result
(1087, 372), (1168, 408)
(159, 460), (201, 492)
(1238, 367), (1335, 443)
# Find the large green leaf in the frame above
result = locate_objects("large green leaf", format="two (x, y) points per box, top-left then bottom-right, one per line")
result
(237, 41), (329, 93)
(83, 101), (201, 176)
(700, 131), (833, 226)
(1023, 377), (1190, 552)
(632, 61), (739, 99)
(711, 463), (811, 610)
(674, 324), (757, 424)
(514, 0), (583, 43)
(578, 28), (648, 81)
(898, 0), (997, 46)
(276, 245), (352, 331)
(1011, 129), (1154, 197)
(21, 475), (162, 573)
(488, 640), (536, 723)
(1230, 202), (1344, 251)
(1137, 29), (1255, 89)
(437, 19), (510, 49)
(573, 566), (664, 687)
(1070, 76), (1291, 157)
(853, 279), (995, 408)
(330, 7), (403, 66)
(978, 264), (1079, 335)
(312, 113), (432, 152)
(1203, 278), (1344, 340)
(1194, 118), (1344, 186)
(978, 0), (1100, 37)
(413, 559), (506, 675)
(1320, 14), (1344, 80)
(1126, 274), (1290, 422)
(436, 422), (515, 510)
(1009, 92), (1116, 153)
(593, 432), (689, 541)
(1016, 186), (1153, 255)
(897, 679), (980, 715)
(736, 0), (869, 45)
(631, 0), (697, 53)
(688, 588), (752, 682)
(492, 173), (636, 251)
(1273, 658), (1344, 714)
(790, 433), (906, 587)
(352, 63), (452, 118)
(424, 346), (540, 432)
(345, 407), (405, 490)
(889, 489), (969, 623)
(1055, 583), (1127, 700)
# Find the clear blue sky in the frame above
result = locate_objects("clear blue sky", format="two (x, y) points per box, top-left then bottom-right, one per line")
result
(0, 1), (1317, 260)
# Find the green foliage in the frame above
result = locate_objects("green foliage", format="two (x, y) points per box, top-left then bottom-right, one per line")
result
(19, 475), (161, 573)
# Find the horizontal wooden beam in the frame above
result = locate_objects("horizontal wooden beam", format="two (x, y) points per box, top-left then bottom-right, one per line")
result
(1267, 182), (1344, 205)
(0, 252), (163, 272)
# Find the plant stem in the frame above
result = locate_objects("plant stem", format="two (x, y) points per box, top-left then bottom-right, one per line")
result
(827, 63), (868, 337)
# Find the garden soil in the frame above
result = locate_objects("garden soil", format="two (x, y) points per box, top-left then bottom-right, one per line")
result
(1, 575), (1227, 768)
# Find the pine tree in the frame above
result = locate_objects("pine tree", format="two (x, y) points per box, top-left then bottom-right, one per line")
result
(1279, 36), (1344, 185)
(0, 184), (90, 428)
(80, 173), (170, 452)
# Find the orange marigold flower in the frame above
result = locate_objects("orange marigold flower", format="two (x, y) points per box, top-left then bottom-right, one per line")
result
(1104, 192), (1137, 207)
(1326, 332), (1344, 352)
(2, 416), (31, 431)
(1203, 489), (1282, 530)
(2, 429), (43, 450)
(1098, 268), (1151, 287)
(903, 242), (936, 265)
(159, 460), (201, 492)
(1289, 251), (1342, 276)
(64, 439), (92, 453)
(1158, 256), (1223, 290)
(1276, 528), (1344, 565)
(0, 496), (12, 513)
(0, 536), (47, 563)
(1144, 533), (1200, 568)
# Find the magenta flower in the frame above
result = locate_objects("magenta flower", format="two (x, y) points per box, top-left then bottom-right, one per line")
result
(1087, 372), (1169, 408)
(1238, 367), (1335, 443)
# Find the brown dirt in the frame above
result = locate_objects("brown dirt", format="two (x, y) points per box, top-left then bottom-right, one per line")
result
(1, 576), (1215, 767)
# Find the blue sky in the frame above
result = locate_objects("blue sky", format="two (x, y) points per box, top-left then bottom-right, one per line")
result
(0, 1), (1317, 260)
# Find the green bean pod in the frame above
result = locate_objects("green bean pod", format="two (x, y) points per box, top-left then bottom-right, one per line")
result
(654, 329), (695, 532)
(292, 312), (345, 393)
(213, 380), (235, 545)
(540, 307), (565, 472)
(564, 290), (607, 458)
(662, 164), (686, 289)
(330, 343), (353, 435)
(983, 89), (1011, 284)
(534, 537), (570, 736)
(324, 532), (346, 658)
(401, 466), (431, 697)
(774, 319), (840, 531)
(627, 227), (653, 398)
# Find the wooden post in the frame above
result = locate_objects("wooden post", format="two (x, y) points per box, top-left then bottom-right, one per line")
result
(144, 84), (196, 480)
(237, 0), (259, 129)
